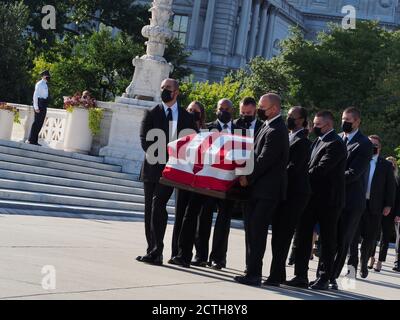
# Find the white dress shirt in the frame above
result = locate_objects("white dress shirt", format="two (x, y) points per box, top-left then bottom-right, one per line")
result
(289, 128), (305, 141)
(163, 102), (178, 139)
(217, 119), (233, 132)
(33, 79), (49, 111)
(249, 119), (257, 131)
(343, 129), (359, 143)
(366, 155), (378, 200)
(246, 119), (258, 137)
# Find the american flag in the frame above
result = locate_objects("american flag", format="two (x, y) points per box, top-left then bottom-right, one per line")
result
(162, 131), (254, 192)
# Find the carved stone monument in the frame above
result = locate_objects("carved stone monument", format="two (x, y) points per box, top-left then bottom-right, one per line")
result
(98, 0), (174, 174)
(117, 0), (174, 104)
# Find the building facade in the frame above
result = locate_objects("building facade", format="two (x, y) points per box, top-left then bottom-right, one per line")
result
(138, 0), (400, 82)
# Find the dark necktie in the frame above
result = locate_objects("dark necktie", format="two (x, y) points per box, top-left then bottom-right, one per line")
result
(344, 136), (349, 146)
(223, 124), (229, 131)
(166, 108), (173, 141)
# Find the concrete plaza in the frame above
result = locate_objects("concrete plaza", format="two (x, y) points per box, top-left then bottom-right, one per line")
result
(0, 213), (399, 300)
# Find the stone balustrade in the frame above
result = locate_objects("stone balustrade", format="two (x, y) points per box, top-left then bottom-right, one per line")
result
(5, 103), (112, 156)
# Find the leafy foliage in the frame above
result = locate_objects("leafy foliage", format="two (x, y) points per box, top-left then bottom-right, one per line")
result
(180, 79), (254, 121)
(0, 1), (31, 103)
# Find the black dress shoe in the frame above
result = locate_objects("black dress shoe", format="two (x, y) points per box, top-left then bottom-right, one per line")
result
(285, 276), (309, 288)
(360, 264), (369, 279)
(210, 262), (225, 270)
(191, 260), (207, 267)
(137, 254), (163, 266)
(28, 142), (42, 146)
(169, 256), (190, 268)
(360, 269), (368, 279)
(310, 278), (329, 291)
(329, 279), (339, 290)
(262, 278), (281, 287)
(234, 275), (261, 287)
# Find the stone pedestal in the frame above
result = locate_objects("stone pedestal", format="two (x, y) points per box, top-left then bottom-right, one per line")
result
(98, 100), (156, 175)
(98, 0), (174, 175)
(123, 58), (172, 103)
(123, 0), (174, 102)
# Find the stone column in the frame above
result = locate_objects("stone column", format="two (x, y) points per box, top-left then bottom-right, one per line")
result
(247, 0), (261, 59)
(187, 0), (202, 47)
(235, 0), (253, 56)
(256, 2), (269, 56)
(201, 0), (216, 49)
(264, 6), (277, 59)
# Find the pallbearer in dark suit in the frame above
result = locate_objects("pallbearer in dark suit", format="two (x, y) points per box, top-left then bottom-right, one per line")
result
(233, 97), (263, 136)
(347, 135), (396, 278)
(328, 107), (373, 290)
(169, 101), (206, 261)
(394, 177), (400, 272)
(369, 157), (399, 272)
(171, 99), (236, 268)
(233, 97), (263, 272)
(28, 70), (51, 146)
(198, 99), (237, 269)
(234, 93), (289, 287)
(266, 106), (311, 287)
(136, 78), (196, 265)
(287, 111), (347, 290)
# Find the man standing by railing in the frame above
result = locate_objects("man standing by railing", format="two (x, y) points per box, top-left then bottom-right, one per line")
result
(27, 70), (50, 146)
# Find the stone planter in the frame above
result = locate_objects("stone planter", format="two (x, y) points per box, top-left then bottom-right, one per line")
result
(63, 107), (93, 154)
(0, 109), (15, 140)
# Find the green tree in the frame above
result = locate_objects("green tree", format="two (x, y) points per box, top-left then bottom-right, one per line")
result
(280, 22), (391, 111)
(180, 79), (254, 121)
(230, 56), (293, 108)
(0, 0), (149, 57)
(0, 1), (30, 104)
(32, 26), (143, 108)
(165, 37), (191, 80)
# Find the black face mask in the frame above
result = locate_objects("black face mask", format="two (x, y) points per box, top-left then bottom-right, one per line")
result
(257, 108), (268, 121)
(217, 110), (232, 124)
(161, 89), (174, 103)
(373, 146), (379, 155)
(241, 114), (255, 124)
(45, 76), (51, 82)
(313, 126), (323, 137)
(342, 121), (353, 134)
(287, 117), (296, 130)
(191, 111), (201, 122)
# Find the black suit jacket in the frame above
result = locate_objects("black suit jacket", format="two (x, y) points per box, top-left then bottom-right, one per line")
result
(247, 116), (289, 201)
(340, 131), (373, 211)
(233, 118), (263, 136)
(206, 120), (237, 133)
(394, 177), (400, 218)
(139, 104), (197, 183)
(368, 157), (396, 215)
(309, 130), (347, 209)
(287, 129), (312, 196)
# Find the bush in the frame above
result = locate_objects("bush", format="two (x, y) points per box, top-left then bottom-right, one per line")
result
(180, 79), (254, 122)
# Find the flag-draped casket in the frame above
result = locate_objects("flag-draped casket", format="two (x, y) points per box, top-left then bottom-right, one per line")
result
(161, 131), (253, 196)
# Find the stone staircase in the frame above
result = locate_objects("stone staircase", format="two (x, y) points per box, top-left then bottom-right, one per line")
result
(0, 139), (175, 219)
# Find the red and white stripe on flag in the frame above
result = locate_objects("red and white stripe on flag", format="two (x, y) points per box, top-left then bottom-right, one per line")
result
(162, 131), (253, 192)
